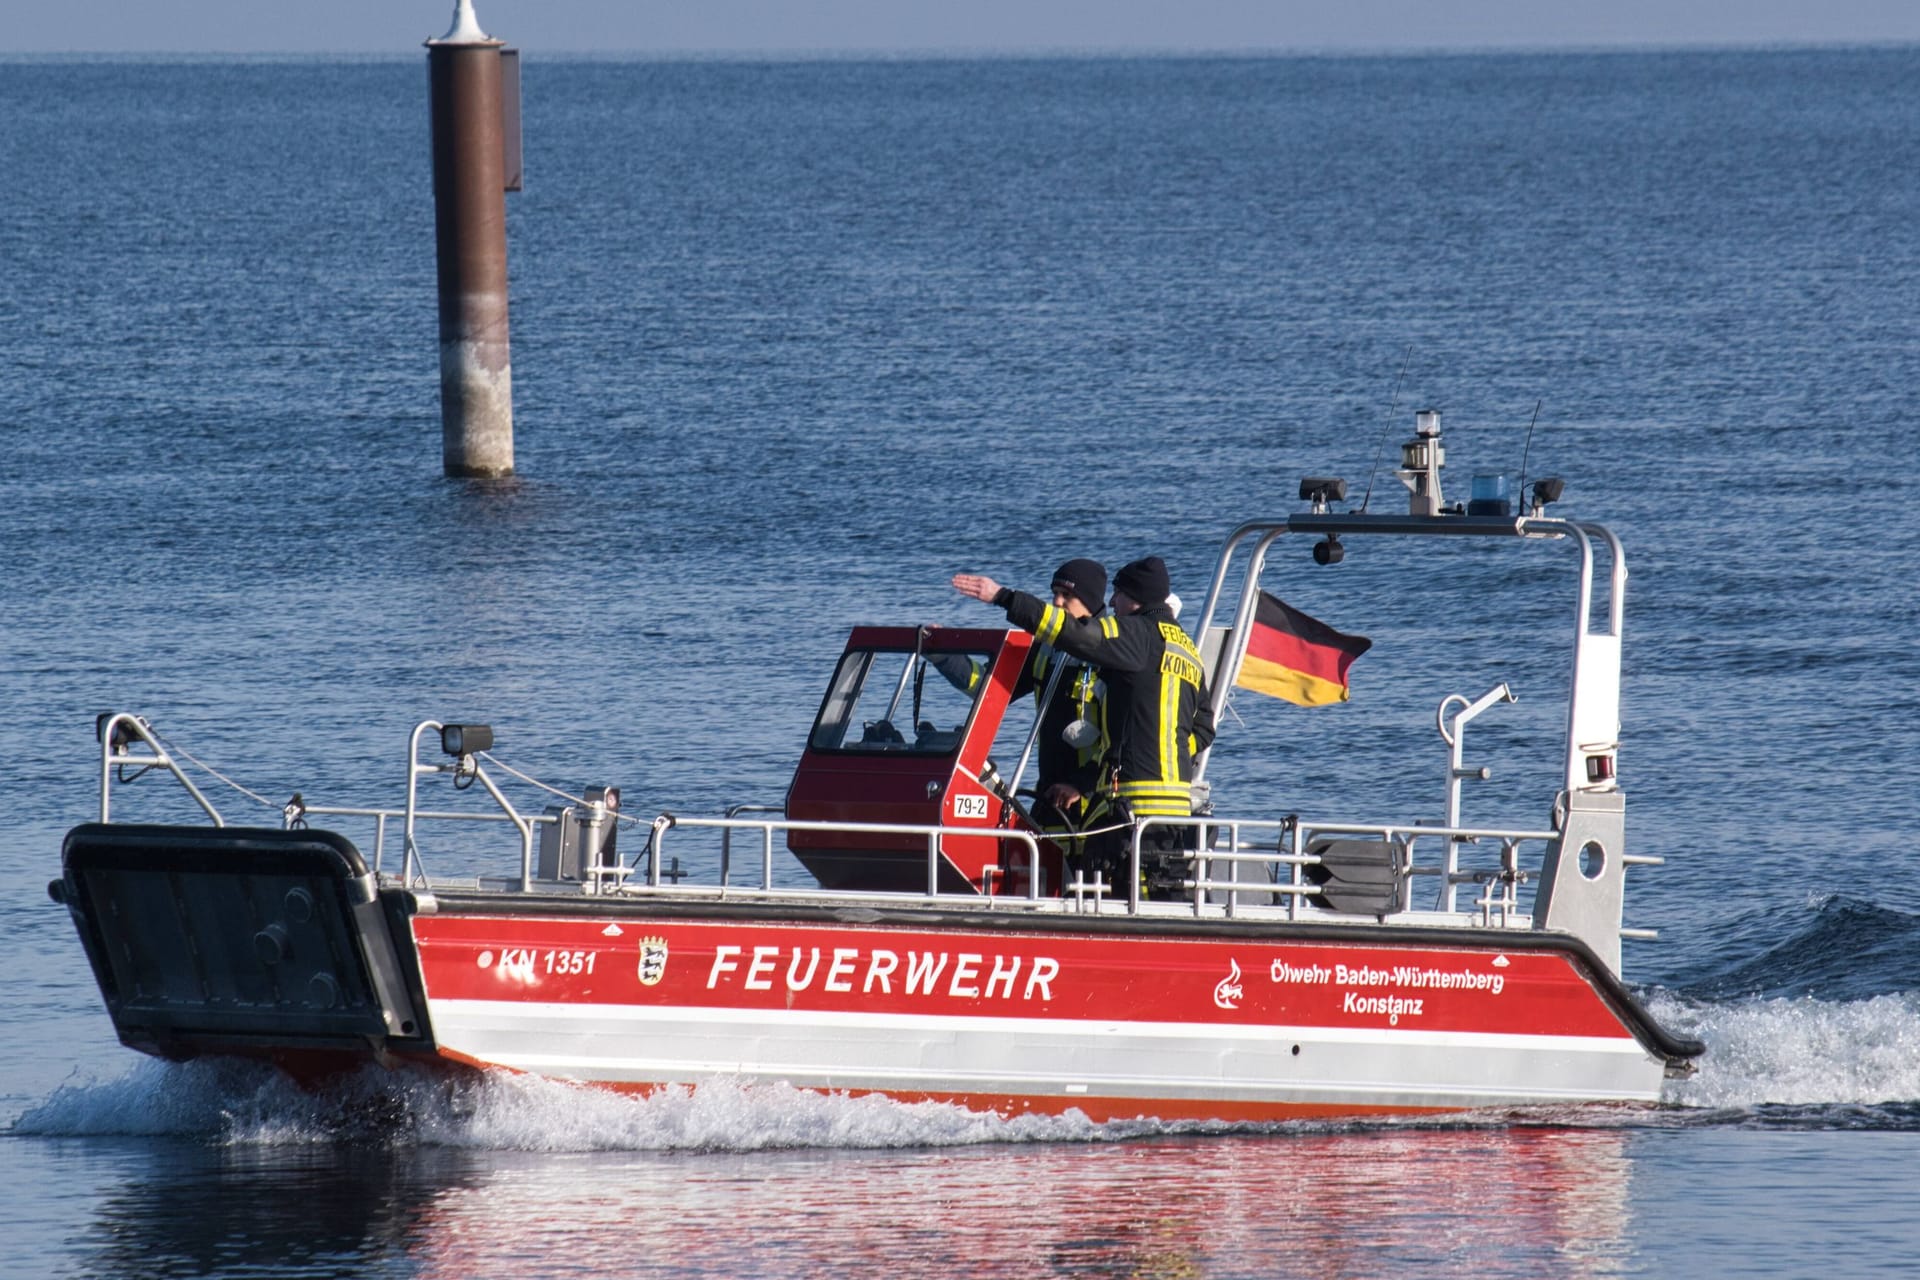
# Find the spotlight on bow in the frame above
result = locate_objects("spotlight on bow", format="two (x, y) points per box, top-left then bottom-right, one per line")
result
(440, 723), (494, 757)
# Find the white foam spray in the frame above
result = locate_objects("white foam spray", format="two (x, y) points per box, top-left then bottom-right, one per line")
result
(15, 990), (1920, 1147)
(9, 1059), (1122, 1151)
(1651, 989), (1920, 1110)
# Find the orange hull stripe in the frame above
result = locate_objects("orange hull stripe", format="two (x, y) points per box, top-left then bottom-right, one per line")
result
(499, 1069), (1456, 1124)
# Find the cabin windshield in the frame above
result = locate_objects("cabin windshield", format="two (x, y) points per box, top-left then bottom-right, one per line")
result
(809, 647), (993, 755)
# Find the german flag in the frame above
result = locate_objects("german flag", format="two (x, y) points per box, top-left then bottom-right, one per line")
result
(1236, 592), (1371, 706)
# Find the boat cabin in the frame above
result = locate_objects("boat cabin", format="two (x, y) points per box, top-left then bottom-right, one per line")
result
(786, 625), (1062, 896)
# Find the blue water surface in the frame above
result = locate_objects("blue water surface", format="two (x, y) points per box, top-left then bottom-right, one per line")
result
(3, 47), (1920, 1278)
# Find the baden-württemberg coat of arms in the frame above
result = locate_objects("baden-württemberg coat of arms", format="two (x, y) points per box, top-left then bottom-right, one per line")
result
(638, 936), (670, 986)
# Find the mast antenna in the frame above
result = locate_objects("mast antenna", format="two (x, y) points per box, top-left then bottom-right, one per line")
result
(1358, 345), (1412, 513)
(1516, 398), (1542, 508)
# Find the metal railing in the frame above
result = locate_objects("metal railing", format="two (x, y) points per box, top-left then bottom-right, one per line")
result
(717, 803), (786, 890)
(646, 813), (1045, 903)
(95, 713), (225, 827)
(286, 801), (563, 887)
(88, 713), (1661, 937)
(1129, 815), (1561, 924)
(1187, 512), (1627, 808)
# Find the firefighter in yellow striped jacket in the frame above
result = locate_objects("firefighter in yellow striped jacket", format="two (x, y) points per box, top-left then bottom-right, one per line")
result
(933, 558), (1113, 874)
(952, 556), (1216, 890)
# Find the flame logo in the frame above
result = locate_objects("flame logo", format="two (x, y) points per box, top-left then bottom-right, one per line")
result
(1214, 958), (1244, 1010)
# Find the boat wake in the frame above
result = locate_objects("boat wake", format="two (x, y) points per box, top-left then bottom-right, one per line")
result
(7, 1059), (1128, 1150)
(1650, 991), (1920, 1120)
(1630, 894), (1920, 1121)
(13, 983), (1920, 1151)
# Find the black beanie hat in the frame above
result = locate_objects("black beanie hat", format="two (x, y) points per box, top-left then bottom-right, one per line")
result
(1113, 556), (1171, 607)
(1049, 558), (1107, 615)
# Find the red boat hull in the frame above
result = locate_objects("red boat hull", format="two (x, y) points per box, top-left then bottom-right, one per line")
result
(407, 905), (1675, 1118)
(55, 824), (1696, 1121)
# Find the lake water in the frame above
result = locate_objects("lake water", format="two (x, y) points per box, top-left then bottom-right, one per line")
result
(4, 46), (1920, 1277)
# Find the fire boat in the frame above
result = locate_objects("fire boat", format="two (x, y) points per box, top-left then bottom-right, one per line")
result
(50, 414), (1703, 1121)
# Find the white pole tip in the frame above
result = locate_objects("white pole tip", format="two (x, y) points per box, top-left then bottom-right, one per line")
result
(440, 0), (491, 42)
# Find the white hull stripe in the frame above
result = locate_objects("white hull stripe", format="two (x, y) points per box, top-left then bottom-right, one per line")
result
(431, 997), (1649, 1058)
(482, 1054), (1656, 1105)
(427, 998), (1665, 1106)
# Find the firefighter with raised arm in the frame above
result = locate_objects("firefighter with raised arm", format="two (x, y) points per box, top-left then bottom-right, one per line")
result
(952, 555), (1215, 896)
(932, 558), (1113, 877)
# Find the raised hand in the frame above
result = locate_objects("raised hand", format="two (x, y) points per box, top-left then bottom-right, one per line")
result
(950, 573), (1002, 603)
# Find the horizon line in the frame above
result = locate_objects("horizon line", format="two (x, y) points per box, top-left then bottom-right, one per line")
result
(3, 37), (1916, 61)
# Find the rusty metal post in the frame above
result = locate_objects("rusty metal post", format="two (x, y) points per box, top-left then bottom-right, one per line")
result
(426, 0), (513, 478)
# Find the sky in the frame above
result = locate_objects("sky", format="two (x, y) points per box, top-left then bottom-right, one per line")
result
(2, 0), (1917, 55)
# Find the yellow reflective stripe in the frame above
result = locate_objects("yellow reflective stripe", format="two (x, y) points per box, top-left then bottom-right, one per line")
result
(1069, 668), (1103, 763)
(1117, 785), (1191, 802)
(1117, 783), (1191, 798)
(1159, 670), (1179, 782)
(1124, 797), (1192, 817)
(1118, 773), (1192, 818)
(1037, 605), (1065, 646)
(1099, 616), (1120, 639)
